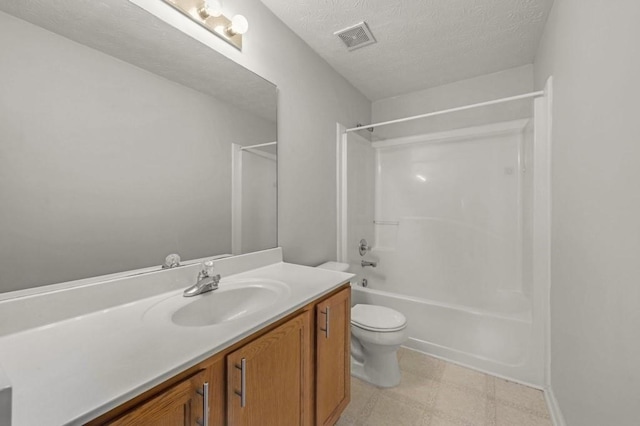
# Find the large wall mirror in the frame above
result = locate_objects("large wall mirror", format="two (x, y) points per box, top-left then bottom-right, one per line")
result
(0, 1), (277, 294)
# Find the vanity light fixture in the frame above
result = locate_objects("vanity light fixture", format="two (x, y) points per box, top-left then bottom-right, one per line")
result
(197, 0), (223, 18)
(162, 0), (248, 50)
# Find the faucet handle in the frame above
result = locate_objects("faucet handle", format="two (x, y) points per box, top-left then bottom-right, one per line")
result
(358, 239), (371, 256)
(212, 273), (221, 286)
(201, 260), (216, 278)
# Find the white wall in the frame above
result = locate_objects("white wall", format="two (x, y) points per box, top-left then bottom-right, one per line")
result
(534, 1), (640, 425)
(0, 11), (274, 292)
(132, 0), (371, 267)
(371, 65), (534, 139)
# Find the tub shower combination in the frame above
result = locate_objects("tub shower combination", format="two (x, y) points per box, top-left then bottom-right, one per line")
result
(338, 89), (551, 386)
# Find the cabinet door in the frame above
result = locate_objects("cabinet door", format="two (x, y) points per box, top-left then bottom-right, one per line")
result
(227, 311), (312, 426)
(316, 287), (351, 426)
(107, 370), (206, 426)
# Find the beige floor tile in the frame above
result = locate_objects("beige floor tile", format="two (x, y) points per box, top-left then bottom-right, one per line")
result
(362, 392), (427, 426)
(428, 415), (456, 426)
(399, 349), (446, 381)
(441, 363), (493, 394)
(495, 378), (548, 417)
(485, 396), (497, 426)
(434, 383), (490, 426)
(496, 402), (552, 426)
(350, 376), (377, 393)
(398, 346), (409, 360)
(341, 349), (550, 426)
(342, 377), (380, 420)
(335, 414), (356, 426)
(389, 371), (440, 407)
(428, 412), (473, 426)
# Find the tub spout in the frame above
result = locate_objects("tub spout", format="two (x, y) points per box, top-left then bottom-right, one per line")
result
(361, 260), (377, 268)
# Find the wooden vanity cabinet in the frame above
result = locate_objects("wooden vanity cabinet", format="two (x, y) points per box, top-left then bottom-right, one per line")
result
(105, 370), (207, 426)
(87, 284), (350, 426)
(315, 288), (351, 426)
(227, 311), (312, 425)
(88, 355), (226, 426)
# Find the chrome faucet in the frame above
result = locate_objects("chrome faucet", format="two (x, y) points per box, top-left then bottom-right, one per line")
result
(361, 260), (377, 268)
(183, 260), (221, 297)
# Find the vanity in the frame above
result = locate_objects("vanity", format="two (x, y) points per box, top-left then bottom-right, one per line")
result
(0, 249), (353, 425)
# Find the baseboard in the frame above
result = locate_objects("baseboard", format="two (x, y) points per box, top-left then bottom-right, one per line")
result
(544, 386), (567, 426)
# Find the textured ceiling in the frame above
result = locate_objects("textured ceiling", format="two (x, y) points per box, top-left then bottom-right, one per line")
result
(261, 0), (553, 101)
(0, 0), (276, 122)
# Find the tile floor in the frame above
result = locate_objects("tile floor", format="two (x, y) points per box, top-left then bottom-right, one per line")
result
(336, 348), (552, 426)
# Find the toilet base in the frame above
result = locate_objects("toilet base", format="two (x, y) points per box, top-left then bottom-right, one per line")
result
(350, 352), (402, 388)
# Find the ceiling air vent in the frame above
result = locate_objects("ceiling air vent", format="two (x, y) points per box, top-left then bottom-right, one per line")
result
(334, 21), (377, 51)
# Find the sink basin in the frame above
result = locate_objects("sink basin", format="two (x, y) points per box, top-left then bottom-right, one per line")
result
(144, 278), (290, 327)
(173, 285), (282, 327)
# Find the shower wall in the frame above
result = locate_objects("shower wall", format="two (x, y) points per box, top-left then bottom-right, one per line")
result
(342, 117), (544, 385)
(372, 122), (529, 316)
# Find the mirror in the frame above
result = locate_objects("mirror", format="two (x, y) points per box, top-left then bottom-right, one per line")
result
(0, 1), (277, 294)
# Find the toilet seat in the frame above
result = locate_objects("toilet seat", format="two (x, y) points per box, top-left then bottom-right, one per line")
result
(351, 304), (407, 332)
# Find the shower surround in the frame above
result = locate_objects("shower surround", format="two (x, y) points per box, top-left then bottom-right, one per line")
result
(339, 104), (550, 387)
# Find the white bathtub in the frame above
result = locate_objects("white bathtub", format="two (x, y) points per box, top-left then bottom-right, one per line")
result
(351, 280), (542, 385)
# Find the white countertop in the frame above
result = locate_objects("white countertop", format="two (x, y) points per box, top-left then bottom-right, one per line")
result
(0, 251), (352, 425)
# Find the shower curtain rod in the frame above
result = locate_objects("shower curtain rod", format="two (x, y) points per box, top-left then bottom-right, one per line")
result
(345, 90), (545, 133)
(240, 141), (277, 150)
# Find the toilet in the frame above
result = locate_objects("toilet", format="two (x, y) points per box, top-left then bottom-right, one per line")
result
(316, 262), (408, 388)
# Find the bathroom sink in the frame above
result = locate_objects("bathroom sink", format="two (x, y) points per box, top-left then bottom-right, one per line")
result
(144, 278), (290, 327)
(173, 284), (282, 327)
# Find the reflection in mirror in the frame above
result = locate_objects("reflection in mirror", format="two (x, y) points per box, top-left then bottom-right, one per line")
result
(232, 142), (277, 255)
(0, 1), (277, 294)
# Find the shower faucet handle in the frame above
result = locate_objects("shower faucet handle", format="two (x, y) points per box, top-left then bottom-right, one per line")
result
(359, 239), (371, 256)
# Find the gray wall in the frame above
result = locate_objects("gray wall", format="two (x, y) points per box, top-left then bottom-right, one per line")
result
(0, 11), (275, 292)
(534, 0), (640, 424)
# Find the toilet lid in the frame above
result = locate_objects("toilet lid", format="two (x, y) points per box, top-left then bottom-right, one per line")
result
(351, 304), (407, 332)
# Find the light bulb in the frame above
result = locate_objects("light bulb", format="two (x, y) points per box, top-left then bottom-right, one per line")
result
(199, 0), (223, 18)
(228, 14), (248, 35)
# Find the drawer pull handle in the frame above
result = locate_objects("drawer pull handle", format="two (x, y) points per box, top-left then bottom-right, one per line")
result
(320, 307), (330, 338)
(196, 381), (209, 426)
(234, 358), (247, 407)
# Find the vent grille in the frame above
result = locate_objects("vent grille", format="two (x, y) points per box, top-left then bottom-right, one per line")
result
(334, 21), (376, 51)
